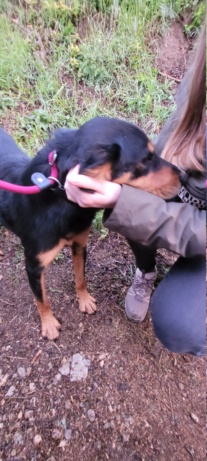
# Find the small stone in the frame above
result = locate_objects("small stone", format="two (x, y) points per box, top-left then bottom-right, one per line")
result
(17, 366), (26, 379)
(33, 434), (42, 445)
(59, 361), (70, 376)
(70, 353), (90, 382)
(190, 412), (199, 423)
(29, 383), (36, 392)
(6, 385), (15, 397)
(47, 457), (56, 461)
(125, 415), (134, 425)
(104, 422), (111, 429)
(59, 440), (67, 448)
(87, 409), (95, 422)
(18, 411), (23, 419)
(118, 382), (130, 391)
(65, 400), (71, 410)
(65, 428), (72, 440)
(52, 427), (63, 440)
(122, 432), (130, 442)
(53, 373), (62, 384)
(25, 410), (34, 420)
(59, 416), (67, 430)
(95, 441), (102, 450)
(27, 367), (32, 376)
(98, 353), (108, 361)
(178, 383), (184, 391)
(0, 373), (8, 386)
(13, 431), (24, 445)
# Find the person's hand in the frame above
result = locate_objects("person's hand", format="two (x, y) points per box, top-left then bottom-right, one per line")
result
(64, 165), (121, 208)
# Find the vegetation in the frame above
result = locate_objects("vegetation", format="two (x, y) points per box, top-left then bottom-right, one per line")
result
(0, 0), (204, 153)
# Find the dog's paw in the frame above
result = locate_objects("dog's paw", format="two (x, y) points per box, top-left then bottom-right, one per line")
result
(41, 314), (61, 340)
(78, 291), (97, 314)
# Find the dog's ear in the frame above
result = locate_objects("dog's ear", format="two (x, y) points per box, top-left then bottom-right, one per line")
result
(103, 143), (121, 162)
(79, 143), (121, 174)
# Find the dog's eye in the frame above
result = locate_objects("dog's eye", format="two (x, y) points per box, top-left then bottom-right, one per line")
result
(143, 153), (153, 164)
(147, 153), (154, 161)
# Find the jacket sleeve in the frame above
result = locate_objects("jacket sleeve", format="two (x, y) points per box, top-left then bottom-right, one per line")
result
(104, 185), (206, 257)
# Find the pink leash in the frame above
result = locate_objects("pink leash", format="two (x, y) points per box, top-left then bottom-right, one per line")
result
(0, 151), (60, 194)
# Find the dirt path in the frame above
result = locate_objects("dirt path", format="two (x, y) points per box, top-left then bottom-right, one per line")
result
(0, 227), (205, 461)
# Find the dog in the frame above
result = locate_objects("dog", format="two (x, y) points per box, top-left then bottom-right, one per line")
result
(0, 116), (183, 340)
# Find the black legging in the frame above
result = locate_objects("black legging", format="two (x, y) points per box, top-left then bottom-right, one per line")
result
(150, 255), (206, 356)
(127, 240), (156, 273)
(127, 198), (182, 273)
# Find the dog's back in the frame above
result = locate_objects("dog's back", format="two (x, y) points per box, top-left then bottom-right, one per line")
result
(0, 128), (29, 181)
(0, 129), (31, 231)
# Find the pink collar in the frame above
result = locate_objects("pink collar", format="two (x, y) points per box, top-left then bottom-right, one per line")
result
(0, 151), (60, 195)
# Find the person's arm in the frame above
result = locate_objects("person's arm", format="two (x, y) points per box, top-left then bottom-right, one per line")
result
(64, 167), (206, 258)
(104, 185), (206, 258)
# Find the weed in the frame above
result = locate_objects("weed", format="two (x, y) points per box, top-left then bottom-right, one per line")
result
(0, 16), (32, 93)
(92, 211), (108, 239)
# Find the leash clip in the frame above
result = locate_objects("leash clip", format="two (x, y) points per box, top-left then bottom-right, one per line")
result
(48, 176), (65, 190)
(31, 172), (53, 190)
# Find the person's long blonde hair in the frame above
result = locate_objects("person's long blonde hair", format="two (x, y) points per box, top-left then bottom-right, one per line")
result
(161, 24), (206, 173)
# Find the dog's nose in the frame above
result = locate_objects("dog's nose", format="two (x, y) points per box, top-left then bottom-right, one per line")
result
(179, 169), (189, 185)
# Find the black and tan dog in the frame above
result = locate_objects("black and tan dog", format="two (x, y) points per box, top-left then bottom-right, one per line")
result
(0, 116), (183, 339)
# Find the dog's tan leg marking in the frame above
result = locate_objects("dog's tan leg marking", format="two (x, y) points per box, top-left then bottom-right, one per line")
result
(35, 273), (61, 340)
(38, 238), (72, 268)
(36, 240), (71, 340)
(71, 227), (96, 315)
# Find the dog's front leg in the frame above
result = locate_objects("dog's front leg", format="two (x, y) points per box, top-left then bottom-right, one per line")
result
(25, 256), (61, 340)
(71, 229), (96, 314)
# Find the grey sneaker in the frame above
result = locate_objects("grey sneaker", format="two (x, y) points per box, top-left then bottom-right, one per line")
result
(125, 267), (157, 322)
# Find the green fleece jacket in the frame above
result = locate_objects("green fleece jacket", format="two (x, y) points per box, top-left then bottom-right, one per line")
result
(104, 185), (206, 258)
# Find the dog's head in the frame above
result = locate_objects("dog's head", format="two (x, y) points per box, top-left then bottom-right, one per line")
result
(75, 117), (182, 200)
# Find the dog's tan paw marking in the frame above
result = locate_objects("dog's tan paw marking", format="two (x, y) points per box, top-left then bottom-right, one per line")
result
(41, 314), (61, 340)
(78, 292), (97, 314)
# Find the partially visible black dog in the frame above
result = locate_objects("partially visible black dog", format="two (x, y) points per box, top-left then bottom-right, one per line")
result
(0, 117), (182, 339)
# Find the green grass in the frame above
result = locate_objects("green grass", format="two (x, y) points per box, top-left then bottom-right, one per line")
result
(0, 16), (32, 93)
(0, 0), (205, 155)
(0, 0), (204, 231)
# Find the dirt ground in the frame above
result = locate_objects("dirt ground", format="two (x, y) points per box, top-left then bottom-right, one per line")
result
(0, 22), (205, 461)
